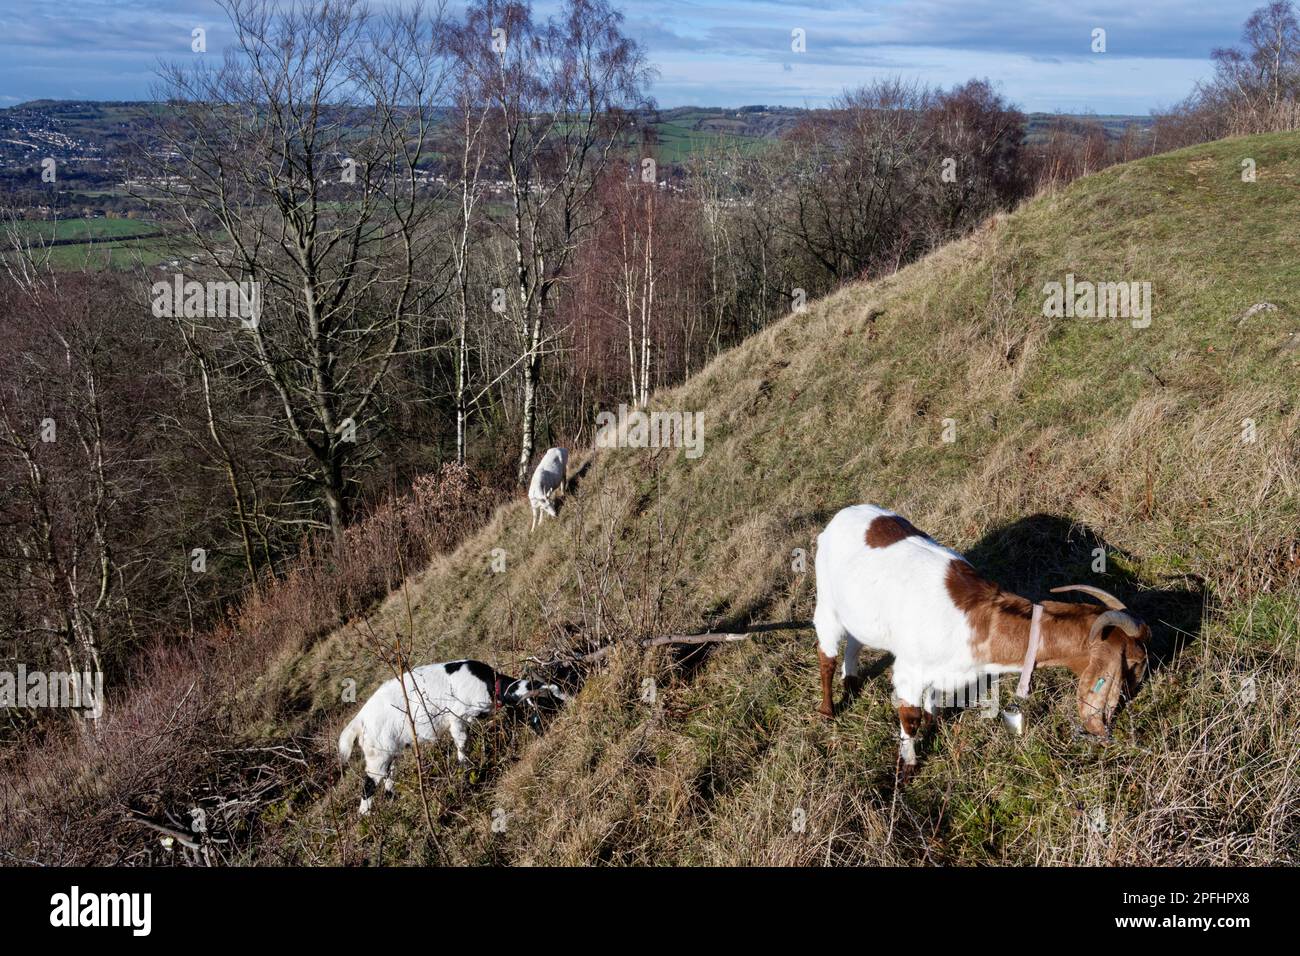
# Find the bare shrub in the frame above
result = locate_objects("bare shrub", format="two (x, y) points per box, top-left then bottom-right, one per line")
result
(0, 463), (499, 865)
(1153, 1), (1300, 148)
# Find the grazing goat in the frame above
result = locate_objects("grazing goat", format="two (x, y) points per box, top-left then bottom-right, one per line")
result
(528, 447), (569, 531)
(338, 659), (567, 814)
(813, 505), (1149, 775)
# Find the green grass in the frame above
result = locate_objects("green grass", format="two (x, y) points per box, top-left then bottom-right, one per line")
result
(0, 217), (211, 271)
(38, 237), (178, 271)
(643, 119), (768, 164)
(5, 216), (160, 242)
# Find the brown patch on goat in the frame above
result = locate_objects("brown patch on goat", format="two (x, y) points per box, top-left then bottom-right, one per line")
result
(946, 560), (1097, 669)
(944, 558), (1151, 735)
(948, 557), (1137, 677)
(865, 514), (929, 549)
(945, 559), (1032, 665)
(897, 704), (925, 737)
(816, 647), (836, 718)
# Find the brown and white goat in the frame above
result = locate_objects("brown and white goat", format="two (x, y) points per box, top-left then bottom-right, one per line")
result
(813, 505), (1149, 773)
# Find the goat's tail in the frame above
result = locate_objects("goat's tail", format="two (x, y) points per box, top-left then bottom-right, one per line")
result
(338, 713), (364, 766)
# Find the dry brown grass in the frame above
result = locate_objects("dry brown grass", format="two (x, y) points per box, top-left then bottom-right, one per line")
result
(0, 464), (499, 865)
(262, 133), (1299, 867)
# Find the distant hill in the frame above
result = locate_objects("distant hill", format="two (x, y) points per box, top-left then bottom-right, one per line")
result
(0, 100), (1155, 176)
(640, 106), (1155, 157)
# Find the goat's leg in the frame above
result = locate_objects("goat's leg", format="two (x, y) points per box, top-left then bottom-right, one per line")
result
(360, 749), (392, 816)
(920, 686), (938, 733)
(842, 637), (865, 702)
(360, 774), (378, 816)
(530, 505), (538, 533)
(893, 672), (928, 782)
(817, 648), (837, 718)
(895, 702), (925, 782)
(814, 602), (847, 718)
(449, 717), (470, 764)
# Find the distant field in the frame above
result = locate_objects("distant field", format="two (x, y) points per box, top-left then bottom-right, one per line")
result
(1025, 112), (1154, 143)
(644, 109), (1154, 163)
(2, 216), (184, 271)
(37, 237), (176, 271)
(6, 216), (161, 243)
(646, 117), (768, 164)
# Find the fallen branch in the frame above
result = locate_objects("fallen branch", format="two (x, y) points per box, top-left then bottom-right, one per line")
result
(527, 620), (813, 667)
(129, 813), (206, 851)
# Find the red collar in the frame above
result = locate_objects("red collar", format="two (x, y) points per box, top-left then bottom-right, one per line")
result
(494, 675), (504, 711)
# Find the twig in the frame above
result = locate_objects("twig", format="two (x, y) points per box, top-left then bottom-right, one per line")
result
(129, 812), (218, 851)
(527, 620), (814, 667)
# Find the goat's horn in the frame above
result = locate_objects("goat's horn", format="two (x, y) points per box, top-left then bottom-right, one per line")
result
(1051, 584), (1126, 610)
(1089, 610), (1143, 641)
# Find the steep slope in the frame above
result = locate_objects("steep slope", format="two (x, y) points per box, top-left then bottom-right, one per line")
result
(255, 133), (1300, 865)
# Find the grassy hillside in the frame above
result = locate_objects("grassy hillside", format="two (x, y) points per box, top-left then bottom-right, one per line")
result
(233, 133), (1300, 864)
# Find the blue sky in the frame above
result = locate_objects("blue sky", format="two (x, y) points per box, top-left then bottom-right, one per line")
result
(0, 0), (1263, 114)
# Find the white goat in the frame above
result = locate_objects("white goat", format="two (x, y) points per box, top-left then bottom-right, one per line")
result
(528, 446), (568, 531)
(338, 659), (567, 814)
(813, 505), (1150, 775)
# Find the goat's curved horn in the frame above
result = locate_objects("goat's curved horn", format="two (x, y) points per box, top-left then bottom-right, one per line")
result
(1051, 584), (1126, 610)
(1089, 610), (1143, 641)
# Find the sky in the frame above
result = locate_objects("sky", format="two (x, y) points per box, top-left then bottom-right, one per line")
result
(0, 0), (1267, 114)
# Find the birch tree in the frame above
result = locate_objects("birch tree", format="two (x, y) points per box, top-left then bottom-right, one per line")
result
(454, 0), (651, 483)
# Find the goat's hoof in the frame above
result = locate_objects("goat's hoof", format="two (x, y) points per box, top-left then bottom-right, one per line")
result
(896, 759), (918, 785)
(816, 704), (835, 720)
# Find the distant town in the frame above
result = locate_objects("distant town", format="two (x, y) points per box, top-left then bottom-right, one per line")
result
(0, 99), (1152, 223)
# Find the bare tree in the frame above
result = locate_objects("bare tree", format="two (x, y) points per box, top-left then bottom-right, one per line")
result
(782, 80), (936, 284)
(150, 0), (455, 544)
(1155, 1), (1300, 144)
(441, 22), (500, 466)
(1213, 0), (1300, 131)
(923, 79), (1027, 241)
(454, 0), (652, 484)
(0, 277), (167, 710)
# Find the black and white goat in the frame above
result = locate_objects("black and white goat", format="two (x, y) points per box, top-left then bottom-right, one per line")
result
(814, 505), (1150, 774)
(338, 659), (567, 814)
